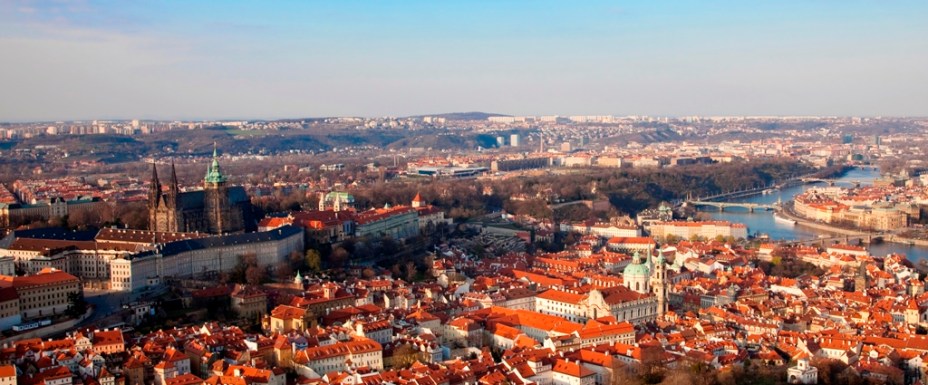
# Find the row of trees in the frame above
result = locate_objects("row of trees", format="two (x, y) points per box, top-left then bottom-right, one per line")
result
(9, 201), (149, 231)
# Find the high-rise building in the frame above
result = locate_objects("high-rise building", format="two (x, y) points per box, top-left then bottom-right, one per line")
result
(510, 134), (520, 147)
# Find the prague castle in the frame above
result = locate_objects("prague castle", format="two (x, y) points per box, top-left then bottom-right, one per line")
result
(148, 148), (254, 234)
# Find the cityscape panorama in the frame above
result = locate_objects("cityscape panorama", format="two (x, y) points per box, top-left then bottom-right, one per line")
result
(2, 2), (928, 385)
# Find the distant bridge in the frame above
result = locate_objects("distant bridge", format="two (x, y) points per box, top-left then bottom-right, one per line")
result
(782, 234), (880, 246)
(800, 177), (861, 187)
(548, 200), (593, 210)
(686, 201), (777, 212)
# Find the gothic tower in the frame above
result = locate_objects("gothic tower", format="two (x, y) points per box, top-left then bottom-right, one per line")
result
(651, 249), (669, 317)
(164, 160), (180, 231)
(204, 146), (230, 234)
(148, 162), (163, 231)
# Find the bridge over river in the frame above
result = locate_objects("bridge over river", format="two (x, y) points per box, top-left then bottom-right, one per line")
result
(685, 201), (778, 213)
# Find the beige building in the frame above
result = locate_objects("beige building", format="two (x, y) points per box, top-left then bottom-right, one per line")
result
(268, 305), (315, 333)
(7, 268), (81, 320)
(111, 226), (304, 292)
(0, 365), (15, 385)
(354, 205), (419, 240)
(649, 220), (748, 241)
(535, 287), (658, 325)
(290, 337), (383, 377)
(0, 286), (21, 330)
(231, 285), (267, 319)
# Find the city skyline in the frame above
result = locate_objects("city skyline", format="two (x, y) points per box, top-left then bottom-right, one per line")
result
(1, 0), (927, 121)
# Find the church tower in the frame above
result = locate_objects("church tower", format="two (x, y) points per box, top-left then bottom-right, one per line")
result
(855, 261), (869, 294)
(651, 249), (668, 317)
(204, 146), (231, 234)
(164, 160), (180, 231)
(148, 162), (163, 231)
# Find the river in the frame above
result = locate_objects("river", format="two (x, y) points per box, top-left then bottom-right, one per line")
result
(702, 167), (928, 262)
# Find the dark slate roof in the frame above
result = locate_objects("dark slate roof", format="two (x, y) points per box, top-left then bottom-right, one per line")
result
(10, 227), (98, 241)
(177, 186), (249, 210)
(151, 225), (302, 258)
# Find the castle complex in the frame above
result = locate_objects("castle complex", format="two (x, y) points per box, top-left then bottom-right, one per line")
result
(148, 148), (254, 234)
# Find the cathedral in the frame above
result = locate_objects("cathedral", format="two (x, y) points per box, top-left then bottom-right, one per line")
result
(148, 149), (254, 234)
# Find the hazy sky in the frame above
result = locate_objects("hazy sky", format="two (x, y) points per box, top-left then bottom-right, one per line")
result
(1, 0), (926, 121)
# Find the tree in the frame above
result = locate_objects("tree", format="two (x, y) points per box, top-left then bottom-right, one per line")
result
(245, 265), (267, 285)
(274, 262), (293, 281)
(330, 247), (350, 268)
(116, 202), (149, 230)
(305, 249), (322, 272)
(391, 344), (421, 368)
(67, 208), (99, 229)
(66, 292), (88, 318)
(638, 344), (666, 383)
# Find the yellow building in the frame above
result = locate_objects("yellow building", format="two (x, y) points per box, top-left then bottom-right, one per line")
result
(7, 268), (81, 320)
(267, 305), (315, 333)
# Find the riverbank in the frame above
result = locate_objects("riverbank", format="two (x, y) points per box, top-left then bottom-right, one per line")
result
(883, 234), (928, 247)
(777, 203), (928, 247)
(776, 203), (869, 238)
(705, 166), (928, 260)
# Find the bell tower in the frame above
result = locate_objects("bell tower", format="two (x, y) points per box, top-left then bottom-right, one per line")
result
(148, 162), (162, 231)
(651, 249), (668, 317)
(204, 145), (230, 234)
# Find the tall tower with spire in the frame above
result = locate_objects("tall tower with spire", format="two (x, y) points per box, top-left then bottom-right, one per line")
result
(651, 249), (669, 317)
(148, 162), (163, 231)
(204, 145), (234, 234)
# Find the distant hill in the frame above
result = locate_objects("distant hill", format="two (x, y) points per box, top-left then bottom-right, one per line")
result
(411, 112), (510, 121)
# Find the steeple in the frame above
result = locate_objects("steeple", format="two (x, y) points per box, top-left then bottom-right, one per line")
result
(170, 160), (179, 190)
(205, 144), (226, 184)
(651, 247), (668, 317)
(164, 159), (179, 209)
(149, 162), (162, 206)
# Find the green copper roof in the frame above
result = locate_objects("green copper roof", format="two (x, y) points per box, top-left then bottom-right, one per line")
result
(624, 251), (649, 277)
(623, 261), (650, 277)
(205, 145), (226, 183)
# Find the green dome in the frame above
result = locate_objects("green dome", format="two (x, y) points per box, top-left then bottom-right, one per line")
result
(623, 261), (650, 277)
(204, 146), (226, 183)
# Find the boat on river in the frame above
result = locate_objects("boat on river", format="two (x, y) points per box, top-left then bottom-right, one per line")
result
(773, 212), (796, 226)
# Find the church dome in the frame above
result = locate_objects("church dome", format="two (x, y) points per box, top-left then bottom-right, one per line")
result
(623, 251), (650, 277)
(623, 262), (649, 277)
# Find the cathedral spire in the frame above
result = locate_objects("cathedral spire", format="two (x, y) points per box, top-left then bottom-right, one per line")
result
(149, 162), (162, 205)
(151, 161), (160, 185)
(170, 159), (179, 191)
(205, 144), (226, 184)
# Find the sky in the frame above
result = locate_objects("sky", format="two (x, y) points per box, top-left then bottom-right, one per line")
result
(1, 0), (926, 121)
